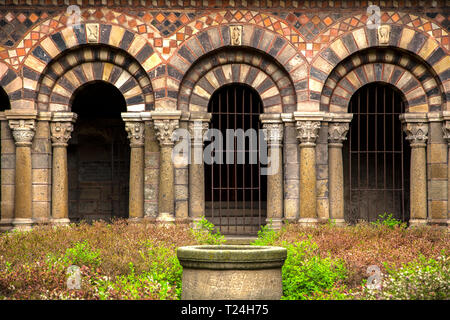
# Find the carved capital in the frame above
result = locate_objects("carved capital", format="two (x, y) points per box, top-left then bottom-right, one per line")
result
(403, 122), (428, 147)
(442, 121), (450, 144)
(262, 123), (284, 146)
(8, 119), (36, 147)
(125, 121), (145, 147)
(154, 119), (179, 147)
(296, 120), (320, 146)
(50, 122), (74, 147)
(328, 122), (349, 145)
(188, 121), (209, 146)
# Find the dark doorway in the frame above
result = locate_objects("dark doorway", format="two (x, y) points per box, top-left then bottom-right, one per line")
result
(205, 84), (267, 235)
(68, 81), (130, 222)
(343, 82), (410, 223)
(0, 87), (10, 221)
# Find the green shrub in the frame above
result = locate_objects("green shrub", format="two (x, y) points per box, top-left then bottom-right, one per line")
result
(47, 240), (102, 269)
(362, 253), (450, 300)
(191, 216), (225, 245)
(280, 239), (348, 300)
(251, 221), (280, 246)
(371, 213), (406, 229)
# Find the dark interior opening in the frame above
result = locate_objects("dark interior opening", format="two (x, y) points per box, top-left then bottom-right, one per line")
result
(0, 87), (10, 221)
(68, 81), (130, 222)
(205, 84), (267, 235)
(343, 82), (410, 223)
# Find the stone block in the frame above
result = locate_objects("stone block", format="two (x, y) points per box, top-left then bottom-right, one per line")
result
(144, 168), (159, 184)
(144, 185), (157, 201)
(429, 164), (447, 179)
(1, 154), (15, 169)
(284, 198), (299, 220)
(175, 200), (188, 219)
(284, 163), (299, 179)
(1, 139), (15, 153)
(1, 168), (14, 185)
(429, 200), (447, 220)
(428, 180), (447, 200)
(32, 184), (50, 202)
(32, 139), (51, 153)
(316, 179), (329, 198)
(144, 201), (158, 218)
(284, 179), (299, 199)
(175, 167), (188, 185)
(32, 154), (51, 169)
(428, 144), (447, 163)
(32, 201), (50, 219)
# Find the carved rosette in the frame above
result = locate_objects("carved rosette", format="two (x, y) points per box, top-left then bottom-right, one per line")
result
(403, 122), (428, 147)
(154, 119), (179, 147)
(188, 121), (209, 147)
(125, 121), (145, 147)
(442, 121), (450, 144)
(8, 119), (36, 147)
(296, 120), (321, 146)
(50, 122), (74, 147)
(262, 123), (284, 146)
(328, 122), (350, 146)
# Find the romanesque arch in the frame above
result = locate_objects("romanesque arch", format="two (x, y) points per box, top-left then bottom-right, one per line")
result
(169, 25), (306, 112)
(33, 44), (154, 112)
(312, 25), (449, 111)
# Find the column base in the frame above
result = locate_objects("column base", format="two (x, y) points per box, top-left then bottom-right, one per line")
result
(265, 218), (283, 231)
(298, 218), (319, 226)
(428, 219), (448, 226)
(330, 218), (347, 226)
(156, 212), (175, 225)
(12, 218), (34, 231)
(128, 217), (143, 224)
(0, 218), (14, 232)
(408, 219), (428, 227)
(51, 218), (71, 226)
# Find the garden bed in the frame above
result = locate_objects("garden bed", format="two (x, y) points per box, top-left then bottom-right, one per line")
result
(0, 218), (448, 300)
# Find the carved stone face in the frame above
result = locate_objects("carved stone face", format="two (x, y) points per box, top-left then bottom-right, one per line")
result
(230, 26), (242, 45)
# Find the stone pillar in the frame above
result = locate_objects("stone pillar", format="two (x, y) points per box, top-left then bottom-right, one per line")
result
(188, 113), (211, 225)
(295, 113), (324, 225)
(50, 112), (77, 225)
(122, 113), (145, 221)
(400, 114), (428, 226)
(261, 115), (284, 231)
(152, 112), (181, 223)
(442, 112), (450, 227)
(6, 111), (37, 230)
(328, 114), (352, 225)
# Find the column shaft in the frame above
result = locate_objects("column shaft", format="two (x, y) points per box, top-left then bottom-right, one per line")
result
(299, 145), (317, 218)
(129, 146), (144, 219)
(410, 145), (428, 221)
(15, 145), (33, 220)
(51, 146), (68, 220)
(159, 145), (175, 216)
(267, 145), (283, 225)
(328, 145), (344, 220)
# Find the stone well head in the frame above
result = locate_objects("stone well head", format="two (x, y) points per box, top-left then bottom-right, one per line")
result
(177, 245), (287, 300)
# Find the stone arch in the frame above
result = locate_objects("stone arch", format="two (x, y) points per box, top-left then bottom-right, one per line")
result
(169, 25), (307, 111)
(312, 25), (449, 110)
(0, 63), (20, 108)
(34, 44), (154, 112)
(176, 46), (301, 113)
(319, 47), (445, 113)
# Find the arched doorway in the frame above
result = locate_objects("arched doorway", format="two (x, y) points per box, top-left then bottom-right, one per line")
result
(68, 81), (130, 222)
(0, 87), (10, 222)
(343, 82), (410, 223)
(204, 84), (267, 235)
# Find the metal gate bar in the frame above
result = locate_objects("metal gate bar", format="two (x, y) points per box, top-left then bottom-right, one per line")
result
(205, 84), (266, 235)
(347, 83), (407, 222)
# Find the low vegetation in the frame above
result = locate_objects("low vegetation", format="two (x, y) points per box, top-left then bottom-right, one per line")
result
(0, 215), (448, 300)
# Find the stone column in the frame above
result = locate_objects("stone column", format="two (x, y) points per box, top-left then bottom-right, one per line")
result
(442, 112), (450, 227)
(152, 112), (181, 223)
(188, 113), (211, 225)
(295, 113), (323, 225)
(261, 115), (284, 231)
(400, 114), (428, 226)
(122, 113), (145, 221)
(6, 111), (37, 230)
(328, 114), (352, 225)
(50, 112), (77, 225)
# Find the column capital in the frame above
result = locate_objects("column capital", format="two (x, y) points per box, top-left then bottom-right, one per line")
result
(295, 120), (321, 146)
(328, 122), (350, 146)
(8, 119), (36, 147)
(400, 113), (429, 147)
(125, 121), (145, 148)
(442, 111), (450, 144)
(153, 119), (180, 147)
(262, 122), (284, 145)
(188, 120), (209, 144)
(50, 112), (77, 147)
